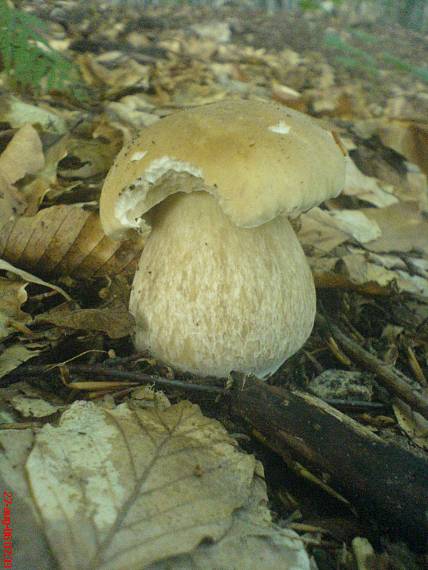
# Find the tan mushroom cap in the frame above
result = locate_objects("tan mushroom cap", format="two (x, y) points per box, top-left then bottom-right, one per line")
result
(100, 99), (345, 239)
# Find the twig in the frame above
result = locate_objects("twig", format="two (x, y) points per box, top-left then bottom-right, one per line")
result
(2, 364), (226, 395)
(316, 314), (428, 420)
(323, 399), (388, 413)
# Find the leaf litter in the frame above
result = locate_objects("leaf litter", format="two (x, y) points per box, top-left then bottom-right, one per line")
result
(0, 1), (427, 568)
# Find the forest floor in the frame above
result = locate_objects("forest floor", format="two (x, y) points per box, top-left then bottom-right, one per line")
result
(0, 2), (427, 569)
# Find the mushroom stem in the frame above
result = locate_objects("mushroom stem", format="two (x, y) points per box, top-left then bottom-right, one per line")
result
(130, 191), (316, 379)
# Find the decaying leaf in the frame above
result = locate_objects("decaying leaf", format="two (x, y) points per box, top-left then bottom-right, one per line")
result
(0, 206), (142, 278)
(0, 381), (63, 419)
(24, 400), (309, 570)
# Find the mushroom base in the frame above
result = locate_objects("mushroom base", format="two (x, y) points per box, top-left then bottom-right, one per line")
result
(130, 191), (316, 379)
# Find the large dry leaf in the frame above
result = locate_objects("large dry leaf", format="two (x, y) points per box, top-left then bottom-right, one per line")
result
(0, 431), (58, 570)
(25, 400), (309, 570)
(0, 205), (142, 278)
(149, 474), (309, 570)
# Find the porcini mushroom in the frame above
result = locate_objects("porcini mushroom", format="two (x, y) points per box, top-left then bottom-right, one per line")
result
(100, 99), (345, 379)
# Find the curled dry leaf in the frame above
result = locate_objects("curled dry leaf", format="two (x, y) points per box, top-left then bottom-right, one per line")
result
(24, 400), (310, 570)
(0, 259), (70, 300)
(0, 205), (142, 278)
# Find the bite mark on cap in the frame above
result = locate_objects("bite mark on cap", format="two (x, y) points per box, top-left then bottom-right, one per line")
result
(269, 121), (291, 135)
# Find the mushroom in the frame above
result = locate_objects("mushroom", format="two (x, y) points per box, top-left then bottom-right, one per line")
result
(100, 99), (345, 379)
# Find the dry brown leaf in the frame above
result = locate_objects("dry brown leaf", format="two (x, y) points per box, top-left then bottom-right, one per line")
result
(150, 475), (308, 570)
(22, 134), (69, 215)
(343, 157), (398, 208)
(327, 209), (381, 243)
(377, 120), (428, 176)
(340, 251), (428, 297)
(59, 137), (118, 179)
(191, 22), (231, 43)
(393, 399), (428, 451)
(0, 278), (30, 341)
(0, 172), (26, 232)
(0, 95), (68, 133)
(36, 298), (133, 339)
(77, 53), (150, 92)
(1, 381), (63, 419)
(0, 205), (142, 278)
(0, 259), (70, 300)
(105, 95), (160, 130)
(24, 400), (309, 570)
(363, 202), (428, 257)
(0, 124), (44, 184)
(0, 431), (57, 569)
(0, 344), (40, 379)
(299, 208), (348, 255)
(0, 124), (44, 230)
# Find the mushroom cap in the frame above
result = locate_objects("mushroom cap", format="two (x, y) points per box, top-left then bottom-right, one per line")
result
(100, 99), (345, 239)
